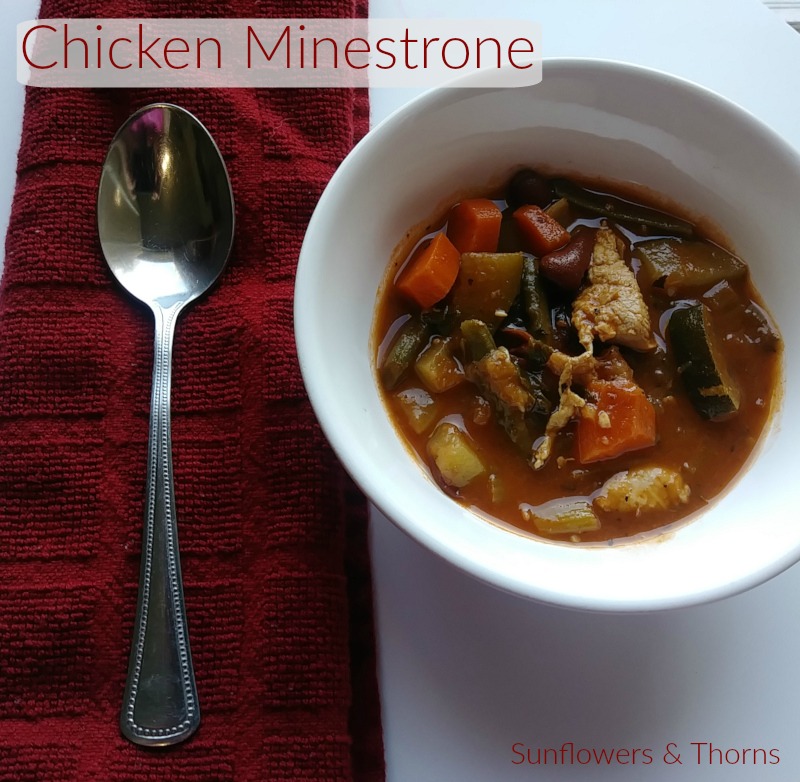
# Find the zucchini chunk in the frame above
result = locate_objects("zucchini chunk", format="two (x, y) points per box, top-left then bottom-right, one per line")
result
(667, 303), (741, 420)
(449, 252), (524, 330)
(634, 238), (746, 296)
(427, 422), (486, 488)
(415, 336), (464, 393)
(395, 388), (440, 434)
(544, 197), (575, 229)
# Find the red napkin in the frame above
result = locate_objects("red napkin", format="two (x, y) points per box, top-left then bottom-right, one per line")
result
(0, 1), (383, 780)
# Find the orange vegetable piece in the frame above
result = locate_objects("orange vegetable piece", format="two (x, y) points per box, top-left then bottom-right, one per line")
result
(513, 205), (570, 255)
(446, 198), (502, 254)
(577, 380), (657, 464)
(395, 232), (461, 309)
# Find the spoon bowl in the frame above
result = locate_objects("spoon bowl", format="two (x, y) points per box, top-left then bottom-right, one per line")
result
(99, 103), (233, 307)
(97, 103), (234, 746)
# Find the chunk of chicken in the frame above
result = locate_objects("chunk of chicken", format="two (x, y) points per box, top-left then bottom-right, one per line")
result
(594, 466), (690, 514)
(532, 341), (648, 470)
(572, 226), (656, 352)
(544, 345), (632, 386)
(529, 231), (658, 470)
(531, 388), (585, 469)
(530, 349), (595, 469)
(545, 348), (597, 385)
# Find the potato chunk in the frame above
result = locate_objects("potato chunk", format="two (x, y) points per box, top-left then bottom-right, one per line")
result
(427, 423), (486, 489)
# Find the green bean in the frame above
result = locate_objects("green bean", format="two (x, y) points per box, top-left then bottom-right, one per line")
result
(522, 369), (555, 417)
(521, 254), (551, 340)
(460, 319), (497, 363)
(380, 317), (430, 390)
(466, 347), (535, 453)
(552, 178), (695, 238)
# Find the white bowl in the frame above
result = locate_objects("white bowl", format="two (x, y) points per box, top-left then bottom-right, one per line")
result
(295, 58), (797, 611)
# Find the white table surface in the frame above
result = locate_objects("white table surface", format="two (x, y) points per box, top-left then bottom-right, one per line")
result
(2, 1), (800, 780)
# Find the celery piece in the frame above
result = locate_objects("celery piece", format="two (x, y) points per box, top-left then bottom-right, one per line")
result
(414, 336), (464, 393)
(395, 388), (439, 435)
(427, 423), (486, 488)
(489, 473), (505, 504)
(522, 499), (601, 535)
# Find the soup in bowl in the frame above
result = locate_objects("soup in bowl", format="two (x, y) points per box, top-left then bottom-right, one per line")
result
(295, 59), (797, 611)
(374, 173), (780, 544)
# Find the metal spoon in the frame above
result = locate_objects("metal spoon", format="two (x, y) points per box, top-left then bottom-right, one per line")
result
(97, 103), (235, 746)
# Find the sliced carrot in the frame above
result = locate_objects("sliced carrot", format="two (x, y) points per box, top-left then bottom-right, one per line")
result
(577, 380), (657, 464)
(513, 205), (570, 255)
(395, 232), (461, 309)
(446, 198), (502, 254)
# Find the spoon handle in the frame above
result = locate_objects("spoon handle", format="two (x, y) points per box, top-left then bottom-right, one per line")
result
(120, 302), (200, 746)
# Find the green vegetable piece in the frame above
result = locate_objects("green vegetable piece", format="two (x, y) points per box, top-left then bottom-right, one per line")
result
(395, 388), (440, 434)
(667, 303), (740, 420)
(380, 317), (430, 390)
(634, 238), (746, 296)
(702, 280), (742, 314)
(522, 499), (601, 535)
(544, 197), (575, 229)
(460, 319), (497, 363)
(420, 305), (450, 331)
(414, 336), (465, 393)
(521, 254), (551, 340)
(522, 370), (554, 417)
(552, 178), (695, 238)
(427, 422), (486, 488)
(510, 328), (554, 370)
(466, 347), (535, 453)
(742, 302), (781, 351)
(449, 252), (524, 330)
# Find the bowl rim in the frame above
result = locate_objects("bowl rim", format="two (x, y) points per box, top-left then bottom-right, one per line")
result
(295, 56), (798, 612)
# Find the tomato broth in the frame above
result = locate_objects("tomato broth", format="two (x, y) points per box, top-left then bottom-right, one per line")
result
(374, 171), (781, 543)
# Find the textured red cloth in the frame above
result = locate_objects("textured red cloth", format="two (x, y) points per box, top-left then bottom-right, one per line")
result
(0, 1), (383, 780)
